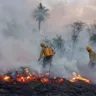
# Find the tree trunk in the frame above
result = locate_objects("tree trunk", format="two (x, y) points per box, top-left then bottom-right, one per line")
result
(38, 20), (41, 31)
(72, 40), (76, 56)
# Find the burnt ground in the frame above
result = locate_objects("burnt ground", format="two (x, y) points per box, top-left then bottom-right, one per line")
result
(0, 79), (96, 96)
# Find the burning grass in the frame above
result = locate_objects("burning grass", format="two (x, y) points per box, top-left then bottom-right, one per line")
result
(0, 67), (95, 96)
(0, 67), (91, 84)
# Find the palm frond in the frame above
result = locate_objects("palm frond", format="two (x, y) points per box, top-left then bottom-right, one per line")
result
(33, 3), (49, 21)
(33, 3), (49, 30)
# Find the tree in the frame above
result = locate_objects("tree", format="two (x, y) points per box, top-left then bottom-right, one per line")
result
(33, 3), (49, 31)
(2, 19), (20, 38)
(71, 21), (85, 53)
(88, 21), (96, 44)
(53, 35), (65, 54)
(42, 36), (53, 47)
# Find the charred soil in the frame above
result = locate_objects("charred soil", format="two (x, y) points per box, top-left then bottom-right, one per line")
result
(0, 79), (96, 96)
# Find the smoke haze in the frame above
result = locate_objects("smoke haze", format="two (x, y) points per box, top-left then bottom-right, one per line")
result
(0, 0), (96, 83)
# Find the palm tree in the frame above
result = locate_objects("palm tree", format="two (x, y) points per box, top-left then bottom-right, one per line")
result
(33, 3), (49, 31)
(53, 35), (65, 53)
(71, 21), (85, 53)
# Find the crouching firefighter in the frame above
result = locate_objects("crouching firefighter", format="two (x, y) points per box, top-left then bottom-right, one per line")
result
(38, 42), (55, 68)
(86, 46), (96, 68)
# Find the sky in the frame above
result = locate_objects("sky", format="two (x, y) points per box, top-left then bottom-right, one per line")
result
(0, 0), (96, 35)
(24, 0), (96, 35)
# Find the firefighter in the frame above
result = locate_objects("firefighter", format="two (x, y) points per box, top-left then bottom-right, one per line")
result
(38, 42), (55, 68)
(86, 46), (96, 68)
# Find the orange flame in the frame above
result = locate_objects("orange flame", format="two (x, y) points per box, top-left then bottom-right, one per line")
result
(41, 77), (49, 83)
(3, 75), (10, 81)
(0, 68), (91, 84)
(69, 72), (91, 84)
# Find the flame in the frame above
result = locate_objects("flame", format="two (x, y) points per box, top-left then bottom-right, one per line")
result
(24, 68), (29, 73)
(41, 77), (49, 83)
(3, 75), (10, 81)
(0, 68), (91, 84)
(69, 72), (91, 84)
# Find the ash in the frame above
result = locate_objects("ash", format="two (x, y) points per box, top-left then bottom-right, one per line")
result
(0, 80), (96, 96)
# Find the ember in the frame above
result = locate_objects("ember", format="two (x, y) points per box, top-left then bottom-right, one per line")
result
(41, 77), (49, 83)
(0, 67), (91, 84)
(0, 67), (94, 96)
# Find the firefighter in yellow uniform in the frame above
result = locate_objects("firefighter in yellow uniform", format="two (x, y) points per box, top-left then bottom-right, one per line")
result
(38, 42), (54, 68)
(86, 46), (96, 68)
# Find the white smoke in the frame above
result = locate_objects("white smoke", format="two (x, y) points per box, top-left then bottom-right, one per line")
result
(0, 0), (96, 83)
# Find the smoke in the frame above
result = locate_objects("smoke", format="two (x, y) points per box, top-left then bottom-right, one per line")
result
(0, 0), (40, 72)
(0, 0), (96, 83)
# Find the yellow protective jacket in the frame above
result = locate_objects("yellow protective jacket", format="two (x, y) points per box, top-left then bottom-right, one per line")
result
(39, 47), (53, 59)
(89, 50), (96, 64)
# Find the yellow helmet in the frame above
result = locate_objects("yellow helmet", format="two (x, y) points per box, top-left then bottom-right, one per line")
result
(40, 42), (45, 46)
(86, 46), (92, 51)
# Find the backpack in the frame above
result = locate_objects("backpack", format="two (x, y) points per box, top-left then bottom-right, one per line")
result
(43, 46), (53, 56)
